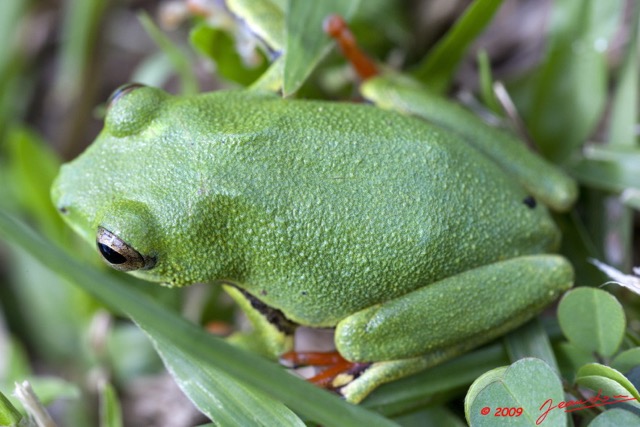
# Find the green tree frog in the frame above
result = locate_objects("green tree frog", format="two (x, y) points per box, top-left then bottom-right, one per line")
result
(51, 80), (574, 403)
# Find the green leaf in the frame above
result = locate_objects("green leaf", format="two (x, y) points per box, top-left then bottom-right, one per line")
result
(226, 0), (286, 52)
(394, 406), (465, 427)
(99, 382), (123, 427)
(250, 57), (284, 92)
(577, 363), (640, 400)
(6, 127), (65, 245)
(568, 146), (640, 198)
(150, 336), (305, 427)
(476, 50), (501, 114)
(512, 0), (624, 162)
(611, 348), (640, 374)
(0, 338), (32, 383)
(0, 212), (397, 427)
(190, 23), (269, 87)
(558, 288), (625, 357)
(589, 408), (640, 426)
(576, 364), (640, 411)
(283, 0), (361, 96)
(0, 390), (22, 427)
(56, 0), (107, 100)
(504, 318), (559, 372)
(464, 366), (508, 410)
(412, 0), (505, 93)
(465, 358), (566, 426)
(607, 0), (639, 147)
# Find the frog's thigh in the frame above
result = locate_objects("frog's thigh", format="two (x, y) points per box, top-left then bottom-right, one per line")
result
(335, 255), (573, 363)
(336, 255), (572, 403)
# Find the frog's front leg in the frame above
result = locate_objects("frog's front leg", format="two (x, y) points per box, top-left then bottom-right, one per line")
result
(222, 284), (295, 359)
(335, 255), (573, 403)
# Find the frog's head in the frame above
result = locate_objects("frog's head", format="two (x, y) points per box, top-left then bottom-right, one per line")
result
(51, 84), (223, 287)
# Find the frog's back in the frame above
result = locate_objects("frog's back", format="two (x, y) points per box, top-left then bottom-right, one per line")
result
(184, 92), (560, 326)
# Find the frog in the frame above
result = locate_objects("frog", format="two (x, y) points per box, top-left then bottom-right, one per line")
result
(51, 75), (575, 403)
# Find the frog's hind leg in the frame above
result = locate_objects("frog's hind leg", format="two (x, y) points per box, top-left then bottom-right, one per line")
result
(335, 255), (573, 403)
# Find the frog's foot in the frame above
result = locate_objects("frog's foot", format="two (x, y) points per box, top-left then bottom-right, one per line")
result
(323, 15), (378, 80)
(280, 351), (371, 390)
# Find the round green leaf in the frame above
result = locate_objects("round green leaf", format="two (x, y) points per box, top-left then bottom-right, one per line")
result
(576, 363), (640, 402)
(611, 347), (640, 374)
(466, 358), (566, 426)
(589, 408), (640, 426)
(558, 288), (625, 357)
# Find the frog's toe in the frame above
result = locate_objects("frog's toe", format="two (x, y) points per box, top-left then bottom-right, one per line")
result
(280, 350), (371, 391)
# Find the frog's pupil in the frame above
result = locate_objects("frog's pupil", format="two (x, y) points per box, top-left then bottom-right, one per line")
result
(523, 196), (536, 209)
(97, 243), (127, 264)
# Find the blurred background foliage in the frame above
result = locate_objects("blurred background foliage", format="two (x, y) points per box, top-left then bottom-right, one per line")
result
(1, 0), (640, 426)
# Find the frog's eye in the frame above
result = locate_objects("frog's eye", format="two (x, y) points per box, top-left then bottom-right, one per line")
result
(104, 84), (167, 137)
(106, 83), (145, 109)
(96, 227), (155, 271)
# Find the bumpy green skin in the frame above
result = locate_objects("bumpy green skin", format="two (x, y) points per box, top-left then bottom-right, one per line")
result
(52, 86), (574, 402)
(53, 87), (559, 326)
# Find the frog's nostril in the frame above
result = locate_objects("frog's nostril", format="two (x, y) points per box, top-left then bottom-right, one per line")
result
(58, 205), (69, 215)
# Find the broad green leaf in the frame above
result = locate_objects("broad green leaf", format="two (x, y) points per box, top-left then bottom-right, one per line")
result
(283, 0), (361, 96)
(576, 363), (640, 402)
(611, 348), (640, 374)
(412, 0), (505, 93)
(504, 318), (559, 372)
(0, 213), (397, 427)
(150, 335), (305, 427)
(106, 323), (164, 383)
(465, 358), (566, 427)
(557, 288), (625, 357)
(138, 12), (198, 95)
(589, 408), (640, 427)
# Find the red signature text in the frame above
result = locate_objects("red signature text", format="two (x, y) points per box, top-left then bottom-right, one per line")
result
(537, 389), (637, 425)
